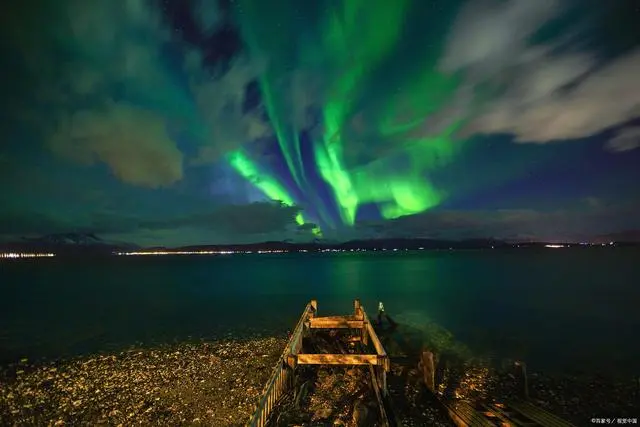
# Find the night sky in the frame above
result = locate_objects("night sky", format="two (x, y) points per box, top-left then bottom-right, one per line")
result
(1, 0), (639, 246)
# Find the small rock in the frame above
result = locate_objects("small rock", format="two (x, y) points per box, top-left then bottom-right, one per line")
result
(315, 407), (332, 419)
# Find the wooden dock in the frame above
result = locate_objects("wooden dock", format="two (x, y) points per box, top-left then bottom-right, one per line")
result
(246, 300), (577, 427)
(246, 299), (390, 427)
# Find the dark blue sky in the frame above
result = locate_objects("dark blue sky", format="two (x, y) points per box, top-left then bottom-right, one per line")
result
(0, 0), (639, 246)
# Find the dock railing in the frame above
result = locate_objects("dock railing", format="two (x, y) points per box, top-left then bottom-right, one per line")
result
(246, 300), (316, 427)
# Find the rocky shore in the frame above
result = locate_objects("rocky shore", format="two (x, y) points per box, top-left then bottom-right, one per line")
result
(0, 336), (286, 426)
(1, 332), (637, 427)
(524, 372), (639, 425)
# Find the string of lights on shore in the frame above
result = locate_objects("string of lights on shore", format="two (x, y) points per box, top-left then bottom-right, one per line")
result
(0, 252), (56, 259)
(0, 242), (616, 259)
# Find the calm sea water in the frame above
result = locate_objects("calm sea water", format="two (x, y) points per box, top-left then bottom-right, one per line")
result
(1, 249), (638, 376)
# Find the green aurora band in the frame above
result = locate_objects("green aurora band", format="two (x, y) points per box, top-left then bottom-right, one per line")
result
(229, 0), (467, 232)
(227, 150), (325, 237)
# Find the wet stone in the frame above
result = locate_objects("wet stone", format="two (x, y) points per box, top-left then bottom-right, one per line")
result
(0, 336), (286, 427)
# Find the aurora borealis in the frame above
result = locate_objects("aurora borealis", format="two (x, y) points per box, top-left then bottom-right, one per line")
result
(0, 0), (639, 246)
(229, 0), (461, 229)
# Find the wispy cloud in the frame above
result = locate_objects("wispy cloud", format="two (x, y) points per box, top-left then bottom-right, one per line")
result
(186, 54), (272, 165)
(357, 200), (640, 242)
(439, 0), (640, 145)
(605, 126), (640, 153)
(0, 0), (269, 186)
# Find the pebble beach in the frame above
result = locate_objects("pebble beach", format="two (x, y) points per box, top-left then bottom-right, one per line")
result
(0, 336), (286, 426)
(1, 334), (638, 426)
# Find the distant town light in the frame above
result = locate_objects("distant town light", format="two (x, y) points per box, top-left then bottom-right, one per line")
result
(2, 241), (621, 260)
(0, 252), (55, 259)
(114, 250), (291, 256)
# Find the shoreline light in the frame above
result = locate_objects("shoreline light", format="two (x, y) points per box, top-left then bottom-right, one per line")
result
(0, 252), (56, 259)
(0, 242), (619, 259)
(115, 249), (289, 256)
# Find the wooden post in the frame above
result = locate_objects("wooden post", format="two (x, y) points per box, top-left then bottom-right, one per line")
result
(380, 366), (387, 396)
(515, 361), (529, 399)
(354, 299), (364, 320)
(420, 350), (436, 393)
(362, 322), (369, 346)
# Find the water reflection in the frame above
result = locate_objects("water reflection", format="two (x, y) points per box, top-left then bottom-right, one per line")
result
(328, 254), (365, 295)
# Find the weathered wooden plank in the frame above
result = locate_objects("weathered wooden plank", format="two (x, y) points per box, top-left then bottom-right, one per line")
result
(248, 301), (314, 426)
(479, 402), (518, 426)
(285, 301), (315, 368)
(446, 401), (496, 427)
(309, 317), (364, 329)
(369, 365), (390, 427)
(363, 310), (387, 360)
(445, 400), (575, 427)
(296, 353), (380, 365)
(312, 315), (360, 322)
(509, 401), (576, 427)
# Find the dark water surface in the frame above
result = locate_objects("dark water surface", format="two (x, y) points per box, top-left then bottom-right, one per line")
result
(1, 249), (638, 376)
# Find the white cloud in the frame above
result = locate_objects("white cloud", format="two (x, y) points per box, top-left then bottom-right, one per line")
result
(605, 126), (640, 152)
(440, 0), (562, 77)
(468, 50), (640, 142)
(50, 103), (184, 187)
(440, 0), (640, 144)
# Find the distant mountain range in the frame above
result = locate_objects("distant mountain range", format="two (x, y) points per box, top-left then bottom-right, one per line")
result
(174, 237), (512, 252)
(172, 235), (640, 252)
(0, 233), (139, 255)
(0, 231), (638, 257)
